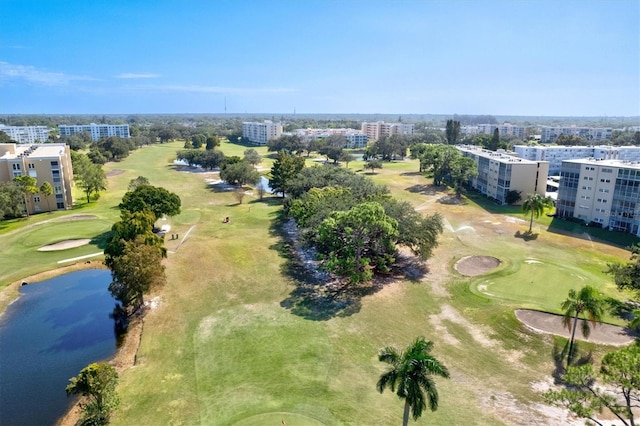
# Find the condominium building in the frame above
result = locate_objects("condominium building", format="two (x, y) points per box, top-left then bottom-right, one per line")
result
(293, 128), (368, 148)
(58, 123), (130, 141)
(540, 126), (612, 143)
(361, 121), (414, 141)
(242, 121), (283, 145)
(476, 123), (528, 140)
(514, 145), (640, 175)
(0, 143), (74, 214)
(0, 125), (50, 143)
(556, 158), (640, 235)
(457, 145), (549, 205)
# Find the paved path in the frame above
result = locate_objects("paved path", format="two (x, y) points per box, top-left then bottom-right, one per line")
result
(515, 309), (637, 346)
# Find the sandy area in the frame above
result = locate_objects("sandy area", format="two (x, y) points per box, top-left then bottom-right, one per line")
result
(38, 239), (92, 251)
(454, 255), (501, 276)
(515, 309), (636, 346)
(106, 169), (125, 177)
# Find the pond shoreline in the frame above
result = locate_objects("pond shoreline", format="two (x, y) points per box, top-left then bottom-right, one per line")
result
(0, 261), (145, 426)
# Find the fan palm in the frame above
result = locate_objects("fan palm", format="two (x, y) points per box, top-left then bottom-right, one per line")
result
(522, 193), (554, 233)
(377, 337), (450, 426)
(561, 285), (605, 363)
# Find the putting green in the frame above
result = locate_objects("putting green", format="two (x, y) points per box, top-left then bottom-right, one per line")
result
(232, 412), (328, 426)
(470, 257), (609, 310)
(15, 219), (111, 249)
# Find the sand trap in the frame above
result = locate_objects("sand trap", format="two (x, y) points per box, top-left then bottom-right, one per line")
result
(455, 255), (501, 276)
(515, 309), (636, 346)
(38, 239), (91, 251)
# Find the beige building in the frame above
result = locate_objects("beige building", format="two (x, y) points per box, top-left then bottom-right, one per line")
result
(457, 145), (549, 204)
(361, 121), (414, 141)
(0, 143), (74, 214)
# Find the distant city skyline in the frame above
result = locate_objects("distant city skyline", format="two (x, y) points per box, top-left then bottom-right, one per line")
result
(1, 0), (638, 116)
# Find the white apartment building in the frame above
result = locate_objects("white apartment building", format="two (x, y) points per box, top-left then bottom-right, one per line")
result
(540, 126), (612, 143)
(293, 128), (368, 148)
(361, 121), (414, 141)
(457, 145), (549, 205)
(58, 124), (130, 141)
(514, 145), (640, 175)
(556, 158), (640, 235)
(242, 121), (283, 145)
(477, 123), (528, 140)
(0, 143), (74, 214)
(0, 125), (50, 143)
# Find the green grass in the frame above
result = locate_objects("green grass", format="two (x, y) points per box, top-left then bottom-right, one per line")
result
(0, 142), (635, 425)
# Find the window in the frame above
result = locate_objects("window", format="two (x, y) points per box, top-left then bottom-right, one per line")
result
(28, 163), (35, 169)
(12, 164), (21, 170)
(33, 196), (40, 203)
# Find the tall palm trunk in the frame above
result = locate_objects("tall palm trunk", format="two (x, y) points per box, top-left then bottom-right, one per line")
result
(403, 401), (410, 426)
(568, 311), (579, 363)
(528, 211), (534, 233)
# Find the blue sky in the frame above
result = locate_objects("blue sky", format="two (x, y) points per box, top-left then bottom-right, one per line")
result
(1, 0), (638, 116)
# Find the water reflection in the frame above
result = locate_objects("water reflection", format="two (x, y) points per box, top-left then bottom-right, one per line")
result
(0, 269), (116, 426)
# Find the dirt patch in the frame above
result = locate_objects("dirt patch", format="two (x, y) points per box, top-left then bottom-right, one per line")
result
(106, 169), (125, 177)
(38, 239), (92, 251)
(455, 255), (501, 276)
(53, 214), (98, 222)
(515, 309), (637, 346)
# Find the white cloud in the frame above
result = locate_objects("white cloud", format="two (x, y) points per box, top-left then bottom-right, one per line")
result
(128, 84), (297, 95)
(115, 73), (160, 79)
(0, 61), (97, 86)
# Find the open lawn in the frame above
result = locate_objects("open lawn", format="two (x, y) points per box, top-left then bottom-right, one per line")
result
(1, 141), (636, 425)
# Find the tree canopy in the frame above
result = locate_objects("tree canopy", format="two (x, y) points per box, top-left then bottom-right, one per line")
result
(219, 160), (260, 186)
(316, 201), (398, 283)
(607, 243), (640, 301)
(119, 185), (181, 221)
(0, 181), (24, 219)
(109, 235), (166, 313)
(269, 151), (305, 197)
(66, 362), (119, 426)
(544, 345), (640, 426)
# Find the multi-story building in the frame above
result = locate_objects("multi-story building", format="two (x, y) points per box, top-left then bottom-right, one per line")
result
(540, 126), (612, 143)
(480, 124), (528, 140)
(0, 125), (50, 143)
(58, 123), (130, 141)
(457, 145), (549, 205)
(514, 145), (640, 175)
(242, 121), (283, 145)
(556, 158), (640, 235)
(361, 121), (414, 141)
(0, 143), (74, 214)
(293, 128), (368, 148)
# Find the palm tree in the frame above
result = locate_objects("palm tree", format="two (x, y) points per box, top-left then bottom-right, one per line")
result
(377, 337), (450, 426)
(561, 285), (605, 363)
(522, 193), (554, 233)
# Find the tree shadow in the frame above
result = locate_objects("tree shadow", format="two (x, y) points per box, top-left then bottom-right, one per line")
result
(405, 183), (445, 196)
(604, 297), (636, 321)
(270, 211), (389, 320)
(551, 339), (593, 382)
(514, 230), (538, 241)
(90, 231), (111, 250)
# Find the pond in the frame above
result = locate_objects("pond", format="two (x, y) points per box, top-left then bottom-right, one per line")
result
(0, 269), (117, 426)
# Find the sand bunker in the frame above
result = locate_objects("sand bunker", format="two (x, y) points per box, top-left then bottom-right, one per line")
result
(515, 309), (636, 346)
(38, 239), (91, 251)
(455, 255), (501, 276)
